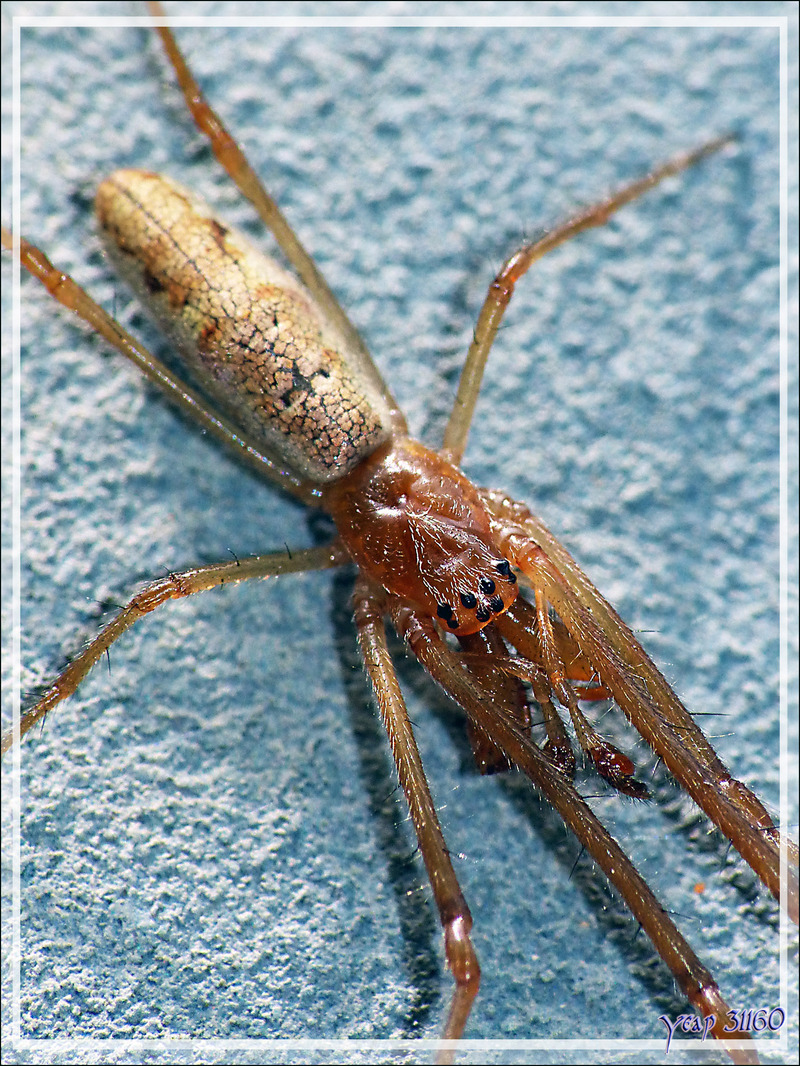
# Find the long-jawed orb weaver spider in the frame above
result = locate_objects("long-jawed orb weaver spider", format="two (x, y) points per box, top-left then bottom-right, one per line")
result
(3, 3), (797, 1062)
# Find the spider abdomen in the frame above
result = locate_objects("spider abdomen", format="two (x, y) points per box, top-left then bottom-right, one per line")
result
(96, 170), (393, 483)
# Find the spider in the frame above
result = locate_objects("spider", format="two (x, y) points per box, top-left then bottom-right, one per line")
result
(3, 4), (796, 1061)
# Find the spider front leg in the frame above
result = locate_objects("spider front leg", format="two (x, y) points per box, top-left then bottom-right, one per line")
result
(5, 544), (346, 756)
(352, 578), (480, 1062)
(390, 599), (757, 1063)
(489, 509), (799, 921)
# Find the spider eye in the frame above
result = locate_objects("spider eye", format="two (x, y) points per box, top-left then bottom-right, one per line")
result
(496, 560), (517, 585)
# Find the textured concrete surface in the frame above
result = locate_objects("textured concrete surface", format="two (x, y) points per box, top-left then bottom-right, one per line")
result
(3, 2), (797, 1064)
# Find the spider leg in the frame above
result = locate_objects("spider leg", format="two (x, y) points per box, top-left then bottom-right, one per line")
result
(457, 625), (530, 775)
(485, 495), (799, 920)
(525, 658), (577, 776)
(458, 618), (600, 778)
(146, 2), (405, 433)
(550, 614), (612, 700)
(498, 595), (650, 798)
(4, 543), (346, 756)
(460, 599), (641, 790)
(352, 578), (479, 1060)
(442, 135), (735, 465)
(390, 600), (757, 1062)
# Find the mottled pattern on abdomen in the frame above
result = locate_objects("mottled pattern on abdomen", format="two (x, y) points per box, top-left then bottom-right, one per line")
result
(96, 170), (392, 483)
